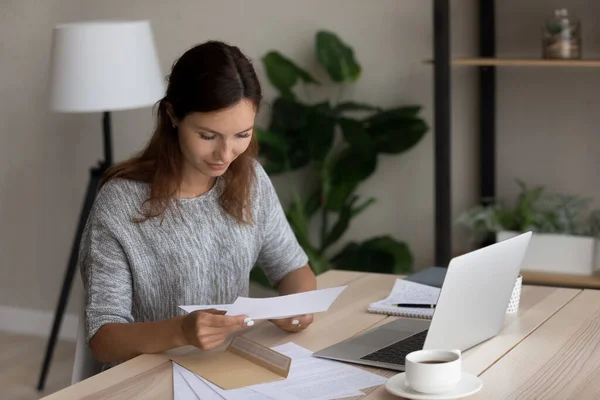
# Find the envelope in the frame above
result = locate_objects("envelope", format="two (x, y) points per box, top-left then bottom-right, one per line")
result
(170, 336), (291, 390)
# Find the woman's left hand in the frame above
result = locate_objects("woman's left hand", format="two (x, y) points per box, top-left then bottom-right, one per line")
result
(270, 314), (313, 332)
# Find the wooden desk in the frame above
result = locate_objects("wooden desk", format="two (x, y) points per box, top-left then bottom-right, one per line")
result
(363, 282), (579, 399)
(41, 271), (581, 400)
(472, 288), (600, 399)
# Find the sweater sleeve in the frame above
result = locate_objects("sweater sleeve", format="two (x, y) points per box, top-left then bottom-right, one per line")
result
(255, 163), (309, 285)
(78, 183), (134, 345)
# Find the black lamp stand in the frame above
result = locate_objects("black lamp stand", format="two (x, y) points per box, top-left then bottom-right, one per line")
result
(37, 111), (113, 392)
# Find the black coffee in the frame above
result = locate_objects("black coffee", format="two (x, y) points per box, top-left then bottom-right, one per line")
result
(420, 360), (448, 364)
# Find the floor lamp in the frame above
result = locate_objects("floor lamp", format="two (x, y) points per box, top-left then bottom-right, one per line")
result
(37, 20), (164, 391)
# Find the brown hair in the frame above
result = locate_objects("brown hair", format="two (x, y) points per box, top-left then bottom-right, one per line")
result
(101, 41), (262, 224)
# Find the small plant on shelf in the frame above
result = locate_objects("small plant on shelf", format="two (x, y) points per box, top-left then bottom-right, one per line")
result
(457, 179), (600, 241)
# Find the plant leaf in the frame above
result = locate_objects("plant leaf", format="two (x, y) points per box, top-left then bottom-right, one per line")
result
(457, 178), (600, 239)
(338, 118), (375, 159)
(326, 147), (377, 210)
(256, 127), (290, 174)
(376, 120), (428, 154)
(260, 158), (287, 175)
(352, 197), (376, 217)
(364, 106), (421, 126)
(329, 242), (361, 270)
(335, 147), (377, 182)
(286, 185), (311, 246)
(322, 196), (358, 250)
(326, 180), (359, 212)
(269, 97), (308, 132)
(586, 210), (600, 237)
(363, 236), (413, 273)
(315, 31), (361, 83)
(305, 249), (331, 275)
(262, 52), (297, 99)
(295, 66), (320, 85)
(305, 187), (322, 219)
(306, 102), (336, 161)
(330, 235), (413, 274)
(266, 97), (312, 171)
(285, 199), (329, 275)
(255, 127), (289, 152)
(262, 51), (319, 99)
(333, 101), (381, 116)
(319, 146), (337, 211)
(513, 180), (546, 230)
(284, 188), (329, 275)
(365, 107), (428, 154)
(249, 266), (273, 288)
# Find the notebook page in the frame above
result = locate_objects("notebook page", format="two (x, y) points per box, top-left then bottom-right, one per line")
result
(367, 279), (441, 318)
(385, 279), (440, 304)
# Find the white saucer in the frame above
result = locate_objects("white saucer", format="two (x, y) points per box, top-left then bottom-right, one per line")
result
(385, 372), (483, 399)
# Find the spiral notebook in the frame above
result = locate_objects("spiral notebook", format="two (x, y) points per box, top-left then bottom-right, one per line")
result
(367, 278), (441, 319)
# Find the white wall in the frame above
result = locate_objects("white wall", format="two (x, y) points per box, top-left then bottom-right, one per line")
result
(0, 0), (479, 334)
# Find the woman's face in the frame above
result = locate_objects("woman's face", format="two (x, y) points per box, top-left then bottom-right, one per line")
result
(173, 99), (256, 178)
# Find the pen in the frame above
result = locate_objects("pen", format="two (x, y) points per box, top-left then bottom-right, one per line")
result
(393, 303), (436, 308)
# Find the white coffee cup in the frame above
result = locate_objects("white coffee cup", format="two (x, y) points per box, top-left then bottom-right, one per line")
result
(405, 348), (462, 394)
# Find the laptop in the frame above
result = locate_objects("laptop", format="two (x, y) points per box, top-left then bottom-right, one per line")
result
(313, 231), (532, 371)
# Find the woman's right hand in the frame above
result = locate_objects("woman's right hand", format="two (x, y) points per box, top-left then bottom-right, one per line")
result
(180, 309), (253, 351)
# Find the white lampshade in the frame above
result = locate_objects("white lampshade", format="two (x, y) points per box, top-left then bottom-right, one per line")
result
(49, 20), (165, 113)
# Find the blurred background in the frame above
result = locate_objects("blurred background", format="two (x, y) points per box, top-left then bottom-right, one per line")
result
(2, 0), (600, 399)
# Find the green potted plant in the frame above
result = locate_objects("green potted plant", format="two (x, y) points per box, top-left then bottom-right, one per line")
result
(458, 179), (600, 276)
(251, 31), (428, 286)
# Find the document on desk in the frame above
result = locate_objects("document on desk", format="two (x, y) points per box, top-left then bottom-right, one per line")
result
(173, 341), (386, 400)
(173, 363), (201, 400)
(251, 343), (385, 400)
(174, 363), (218, 400)
(179, 286), (347, 320)
(174, 362), (266, 400)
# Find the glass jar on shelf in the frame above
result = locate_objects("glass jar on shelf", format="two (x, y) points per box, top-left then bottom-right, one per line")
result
(542, 8), (581, 59)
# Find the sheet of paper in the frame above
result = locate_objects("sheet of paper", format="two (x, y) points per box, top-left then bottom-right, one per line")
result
(383, 278), (440, 304)
(250, 343), (385, 400)
(179, 286), (347, 320)
(178, 304), (231, 314)
(269, 343), (365, 399)
(198, 376), (275, 400)
(226, 286), (347, 320)
(177, 362), (274, 400)
(173, 363), (202, 400)
(271, 342), (313, 357)
(255, 383), (364, 400)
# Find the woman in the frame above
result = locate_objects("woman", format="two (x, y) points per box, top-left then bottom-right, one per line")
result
(79, 40), (316, 364)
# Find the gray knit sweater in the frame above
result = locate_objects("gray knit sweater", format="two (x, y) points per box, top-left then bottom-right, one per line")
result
(78, 161), (308, 345)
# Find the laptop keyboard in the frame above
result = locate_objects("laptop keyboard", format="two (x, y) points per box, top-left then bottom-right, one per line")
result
(360, 329), (428, 365)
